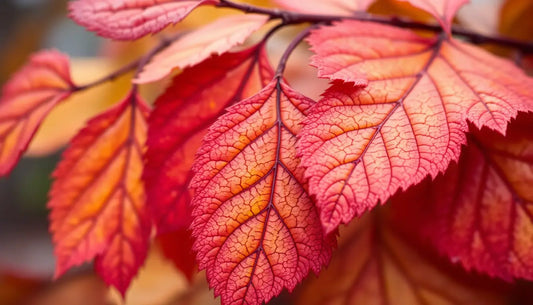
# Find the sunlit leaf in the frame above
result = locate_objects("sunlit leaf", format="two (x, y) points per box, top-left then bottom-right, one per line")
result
(135, 14), (269, 83)
(144, 45), (274, 233)
(191, 80), (335, 305)
(49, 91), (150, 295)
(300, 20), (533, 233)
(0, 50), (73, 176)
(68, 0), (218, 40)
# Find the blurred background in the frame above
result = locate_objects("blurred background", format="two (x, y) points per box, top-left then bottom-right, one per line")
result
(0, 0), (531, 305)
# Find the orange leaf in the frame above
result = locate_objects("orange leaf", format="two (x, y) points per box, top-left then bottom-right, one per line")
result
(68, 0), (218, 40)
(296, 207), (509, 305)
(0, 50), (73, 176)
(191, 80), (336, 305)
(48, 91), (150, 295)
(397, 0), (469, 33)
(400, 113), (533, 281)
(135, 14), (269, 83)
(274, 0), (374, 15)
(144, 45), (274, 234)
(300, 20), (533, 233)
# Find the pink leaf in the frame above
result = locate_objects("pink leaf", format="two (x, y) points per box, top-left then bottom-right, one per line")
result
(69, 0), (217, 40)
(135, 14), (269, 83)
(0, 50), (73, 176)
(301, 21), (533, 233)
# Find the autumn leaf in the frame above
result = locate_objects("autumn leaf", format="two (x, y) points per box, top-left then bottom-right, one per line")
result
(135, 14), (269, 83)
(190, 79), (335, 305)
(144, 45), (274, 234)
(0, 50), (73, 176)
(48, 91), (150, 295)
(68, 0), (218, 40)
(296, 207), (510, 305)
(157, 229), (197, 282)
(398, 0), (468, 33)
(397, 113), (533, 281)
(274, 0), (374, 15)
(300, 20), (533, 233)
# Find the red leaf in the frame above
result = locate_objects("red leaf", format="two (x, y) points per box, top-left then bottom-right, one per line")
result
(296, 207), (509, 305)
(144, 45), (274, 234)
(0, 50), (73, 176)
(135, 14), (269, 83)
(191, 80), (336, 305)
(157, 229), (197, 281)
(406, 113), (533, 281)
(274, 0), (374, 15)
(300, 20), (533, 233)
(49, 91), (150, 295)
(68, 0), (217, 40)
(398, 0), (469, 33)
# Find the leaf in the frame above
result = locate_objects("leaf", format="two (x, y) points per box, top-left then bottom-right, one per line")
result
(68, 0), (217, 40)
(135, 14), (269, 84)
(48, 91), (150, 295)
(274, 0), (374, 15)
(397, 0), (469, 33)
(0, 50), (73, 176)
(144, 45), (274, 233)
(403, 113), (533, 281)
(191, 80), (335, 305)
(300, 20), (533, 233)
(295, 207), (509, 305)
(157, 229), (197, 281)
(27, 57), (134, 156)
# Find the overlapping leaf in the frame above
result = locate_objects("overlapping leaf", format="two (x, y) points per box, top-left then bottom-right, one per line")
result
(135, 14), (269, 83)
(296, 208), (508, 305)
(0, 50), (73, 176)
(157, 229), (197, 281)
(398, 0), (469, 32)
(274, 0), (374, 15)
(68, 0), (217, 40)
(301, 20), (533, 233)
(144, 45), (274, 234)
(400, 113), (533, 281)
(191, 80), (335, 305)
(49, 92), (150, 295)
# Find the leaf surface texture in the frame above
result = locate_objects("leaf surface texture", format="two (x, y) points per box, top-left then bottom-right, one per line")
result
(0, 50), (73, 176)
(191, 80), (335, 305)
(144, 46), (274, 233)
(301, 20), (533, 232)
(49, 92), (150, 295)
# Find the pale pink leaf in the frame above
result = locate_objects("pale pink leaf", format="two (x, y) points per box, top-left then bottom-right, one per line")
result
(135, 14), (269, 83)
(69, 0), (217, 40)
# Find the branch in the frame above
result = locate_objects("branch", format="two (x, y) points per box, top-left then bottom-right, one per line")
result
(275, 25), (317, 77)
(72, 33), (180, 92)
(218, 0), (533, 54)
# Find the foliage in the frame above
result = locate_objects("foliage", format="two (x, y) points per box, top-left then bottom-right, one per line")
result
(1, 0), (533, 304)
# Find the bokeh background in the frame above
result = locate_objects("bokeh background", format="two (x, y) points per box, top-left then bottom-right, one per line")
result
(0, 0), (530, 304)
